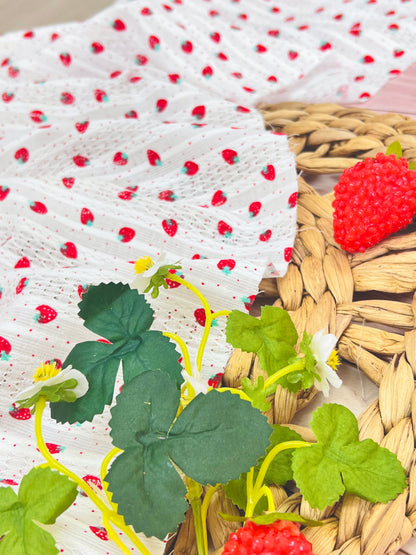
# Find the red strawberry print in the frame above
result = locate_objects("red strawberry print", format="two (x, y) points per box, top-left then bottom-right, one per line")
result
(298, 25), (309, 31)
(0, 185), (10, 201)
(389, 69), (401, 76)
(0, 336), (12, 361)
(9, 404), (31, 420)
(249, 201), (261, 217)
(130, 76), (142, 83)
(0, 479), (18, 486)
(241, 294), (256, 312)
(211, 190), (227, 206)
(181, 40), (193, 54)
(259, 229), (272, 242)
(288, 50), (298, 60)
(50, 32), (60, 41)
(268, 29), (280, 37)
(394, 49), (405, 58)
(216, 52), (228, 61)
(288, 192), (298, 208)
(91, 42), (104, 54)
(60, 91), (75, 104)
(191, 105), (205, 120)
(155, 98), (167, 112)
(149, 35), (160, 50)
(182, 161), (199, 176)
(217, 220), (232, 237)
(113, 152), (128, 166)
(15, 148), (29, 164)
(135, 54), (148, 66)
(334, 13), (343, 20)
(30, 110), (47, 123)
(89, 526), (109, 541)
(23, 30), (34, 38)
(359, 92), (371, 99)
(59, 52), (71, 66)
(202, 66), (213, 78)
(254, 44), (267, 53)
(284, 247), (293, 262)
(45, 358), (62, 369)
(2, 92), (14, 102)
(78, 284), (89, 299)
(350, 22), (361, 36)
(125, 110), (138, 119)
(165, 269), (183, 288)
(221, 149), (239, 165)
(29, 201), (47, 214)
(118, 227), (135, 243)
(35, 305), (57, 324)
(44, 443), (65, 454)
(168, 73), (182, 84)
(60, 242), (78, 259)
(14, 256), (30, 268)
(62, 177), (75, 188)
(217, 259), (235, 274)
(163, 4), (172, 11)
(1, 57), (9, 66)
(112, 19), (126, 31)
(208, 372), (223, 388)
(209, 9), (219, 17)
(80, 207), (94, 226)
(389, 24), (399, 31)
(261, 164), (275, 180)
(192, 254), (207, 260)
(158, 190), (177, 202)
(83, 475), (103, 491)
(147, 149), (162, 166)
(8, 66), (19, 78)
(194, 308), (208, 327)
(361, 55), (375, 63)
(210, 31), (221, 43)
(118, 185), (138, 200)
(319, 41), (332, 51)
(242, 86), (255, 94)
(111, 73), (122, 82)
(73, 155), (90, 167)
(75, 121), (89, 133)
(141, 7), (153, 15)
(94, 89), (108, 102)
(162, 218), (178, 237)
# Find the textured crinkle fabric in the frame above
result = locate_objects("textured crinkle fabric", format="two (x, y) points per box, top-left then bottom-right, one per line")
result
(1, 0), (416, 553)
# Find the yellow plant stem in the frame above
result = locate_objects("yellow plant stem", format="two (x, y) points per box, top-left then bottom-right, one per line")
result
(215, 386), (252, 403)
(246, 440), (311, 518)
(263, 359), (305, 390)
(187, 477), (207, 555)
(211, 309), (231, 320)
(163, 331), (192, 376)
(34, 397), (152, 555)
(200, 484), (220, 553)
(100, 446), (122, 513)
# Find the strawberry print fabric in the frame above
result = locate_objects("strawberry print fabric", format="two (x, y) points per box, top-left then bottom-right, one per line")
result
(1, 0), (416, 553)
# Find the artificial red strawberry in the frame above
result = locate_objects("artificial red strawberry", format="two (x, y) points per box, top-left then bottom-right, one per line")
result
(29, 201), (47, 214)
(217, 259), (235, 274)
(284, 247), (293, 262)
(30, 110), (47, 123)
(155, 98), (167, 112)
(261, 164), (275, 180)
(221, 149), (239, 165)
(60, 242), (78, 259)
(182, 161), (199, 176)
(217, 220), (233, 237)
(75, 121), (89, 133)
(15, 148), (29, 164)
(158, 190), (177, 202)
(118, 227), (135, 242)
(0, 336), (12, 360)
(249, 201), (261, 217)
(113, 152), (128, 165)
(0, 185), (10, 201)
(15, 277), (29, 294)
(9, 403), (31, 420)
(89, 526), (109, 541)
(333, 152), (416, 253)
(222, 519), (314, 555)
(14, 256), (30, 268)
(35, 304), (57, 323)
(62, 177), (75, 188)
(91, 42), (104, 54)
(80, 207), (94, 226)
(259, 229), (272, 242)
(147, 149), (162, 166)
(162, 219), (178, 237)
(211, 190), (227, 206)
(59, 52), (71, 66)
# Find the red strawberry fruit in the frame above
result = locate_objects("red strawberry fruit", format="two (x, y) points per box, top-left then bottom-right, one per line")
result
(211, 190), (227, 206)
(9, 403), (31, 420)
(89, 526), (109, 541)
(284, 247), (293, 262)
(15, 148), (29, 164)
(59, 52), (71, 66)
(222, 519), (313, 555)
(288, 192), (298, 208)
(30, 110), (47, 123)
(221, 149), (239, 165)
(35, 304), (57, 323)
(162, 218), (178, 237)
(156, 98), (167, 112)
(191, 105), (205, 120)
(29, 201), (47, 214)
(217, 259), (235, 274)
(60, 242), (78, 259)
(261, 164), (275, 180)
(0, 185), (10, 201)
(217, 220), (232, 237)
(80, 208), (94, 226)
(113, 152), (128, 165)
(259, 229), (272, 242)
(75, 121), (89, 133)
(333, 152), (416, 253)
(158, 190), (177, 202)
(62, 177), (75, 188)
(182, 161), (199, 176)
(147, 149), (162, 166)
(14, 256), (30, 268)
(0, 336), (12, 360)
(112, 19), (126, 31)
(73, 155), (90, 167)
(249, 201), (261, 217)
(118, 227), (135, 242)
(91, 42), (104, 54)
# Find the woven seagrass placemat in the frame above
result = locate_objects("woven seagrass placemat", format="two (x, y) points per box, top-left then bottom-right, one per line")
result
(169, 103), (416, 555)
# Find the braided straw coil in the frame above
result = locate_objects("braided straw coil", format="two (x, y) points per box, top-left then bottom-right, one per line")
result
(167, 103), (416, 555)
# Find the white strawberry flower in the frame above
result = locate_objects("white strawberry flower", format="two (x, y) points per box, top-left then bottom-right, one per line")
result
(181, 369), (209, 396)
(16, 362), (89, 409)
(310, 329), (342, 397)
(131, 253), (181, 298)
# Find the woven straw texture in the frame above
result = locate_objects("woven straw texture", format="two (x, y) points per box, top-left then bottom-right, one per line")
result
(167, 103), (416, 555)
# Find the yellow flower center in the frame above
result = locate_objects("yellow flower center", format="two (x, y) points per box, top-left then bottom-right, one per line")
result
(33, 362), (60, 382)
(327, 350), (339, 371)
(134, 256), (154, 275)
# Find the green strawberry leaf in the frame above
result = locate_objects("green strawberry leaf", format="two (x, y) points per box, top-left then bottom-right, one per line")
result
(241, 376), (271, 411)
(386, 141), (403, 159)
(51, 283), (182, 423)
(292, 404), (407, 509)
(0, 467), (77, 555)
(225, 306), (298, 375)
(106, 370), (272, 539)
